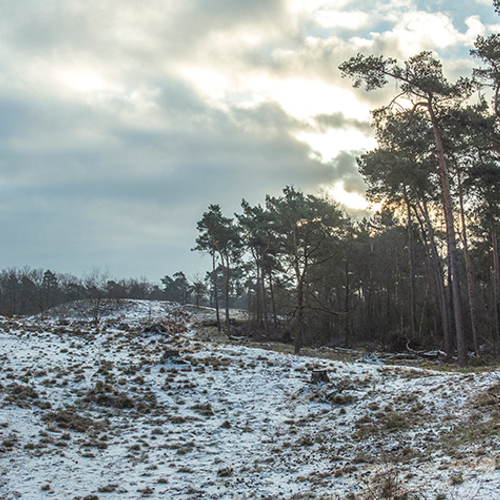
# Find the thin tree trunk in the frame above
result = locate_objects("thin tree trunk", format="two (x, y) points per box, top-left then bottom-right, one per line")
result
(385, 284), (391, 348)
(428, 102), (467, 366)
(212, 252), (221, 332)
(261, 269), (269, 337)
(255, 262), (262, 327)
(224, 257), (231, 331)
(405, 195), (417, 338)
(268, 271), (278, 328)
(417, 199), (452, 355)
(492, 224), (500, 344)
(368, 240), (375, 338)
(247, 281), (253, 322)
(344, 257), (350, 347)
(294, 276), (304, 355)
(292, 225), (303, 355)
(457, 168), (480, 355)
(394, 252), (403, 332)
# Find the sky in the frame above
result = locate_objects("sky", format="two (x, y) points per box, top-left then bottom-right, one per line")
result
(0, 0), (498, 283)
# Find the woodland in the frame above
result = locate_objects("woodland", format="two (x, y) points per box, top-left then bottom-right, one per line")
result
(193, 2), (500, 366)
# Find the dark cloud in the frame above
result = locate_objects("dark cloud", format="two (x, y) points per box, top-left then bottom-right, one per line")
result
(330, 151), (366, 194)
(314, 112), (372, 134)
(0, 69), (334, 278)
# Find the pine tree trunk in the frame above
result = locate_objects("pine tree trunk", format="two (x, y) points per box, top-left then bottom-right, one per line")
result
(417, 199), (452, 355)
(213, 252), (221, 332)
(255, 262), (262, 327)
(457, 169), (480, 355)
(491, 225), (500, 344)
(428, 103), (467, 366)
(268, 271), (278, 328)
(406, 196), (417, 338)
(294, 277), (304, 355)
(261, 269), (269, 337)
(344, 257), (350, 347)
(224, 257), (231, 331)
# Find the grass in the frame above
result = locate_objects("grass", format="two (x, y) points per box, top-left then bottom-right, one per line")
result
(200, 321), (500, 375)
(3, 305), (500, 499)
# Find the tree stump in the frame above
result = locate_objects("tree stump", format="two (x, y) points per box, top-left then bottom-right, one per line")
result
(161, 349), (180, 362)
(310, 370), (330, 384)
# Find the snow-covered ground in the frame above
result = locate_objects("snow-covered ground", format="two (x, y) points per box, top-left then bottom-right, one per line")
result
(1, 299), (500, 499)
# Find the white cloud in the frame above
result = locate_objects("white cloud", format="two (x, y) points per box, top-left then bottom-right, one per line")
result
(313, 10), (370, 30)
(351, 10), (486, 58)
(251, 76), (371, 121)
(372, 12), (463, 56)
(290, 0), (368, 31)
(486, 22), (500, 32)
(55, 67), (121, 93)
(288, 0), (354, 19)
(328, 182), (373, 210)
(464, 15), (487, 42)
(297, 128), (376, 163)
(175, 65), (233, 108)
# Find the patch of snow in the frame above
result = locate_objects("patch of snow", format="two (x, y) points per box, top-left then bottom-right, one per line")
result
(0, 301), (499, 499)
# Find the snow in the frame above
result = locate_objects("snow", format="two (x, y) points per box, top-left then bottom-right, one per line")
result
(0, 299), (500, 499)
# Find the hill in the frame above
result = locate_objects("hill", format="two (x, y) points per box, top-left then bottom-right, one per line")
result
(0, 299), (499, 499)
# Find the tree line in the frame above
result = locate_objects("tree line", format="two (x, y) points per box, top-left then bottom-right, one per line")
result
(194, 2), (500, 364)
(0, 266), (230, 317)
(0, 267), (165, 316)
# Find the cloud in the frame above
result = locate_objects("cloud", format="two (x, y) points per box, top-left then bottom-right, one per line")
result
(312, 9), (370, 31)
(348, 9), (492, 60)
(0, 64), (338, 278)
(360, 12), (464, 57)
(0, 0), (497, 279)
(329, 151), (366, 194)
(313, 112), (372, 134)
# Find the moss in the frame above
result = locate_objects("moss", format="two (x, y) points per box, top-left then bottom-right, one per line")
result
(331, 393), (356, 405)
(449, 472), (464, 485)
(190, 402), (214, 417)
(384, 411), (408, 431)
(296, 435), (314, 447)
(441, 410), (500, 450)
(42, 407), (101, 433)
